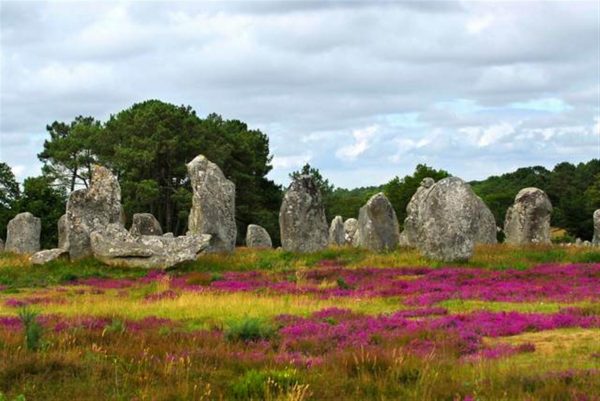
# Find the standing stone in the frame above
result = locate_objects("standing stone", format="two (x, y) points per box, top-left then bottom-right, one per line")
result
(401, 177), (496, 247)
(593, 210), (600, 245)
(401, 177), (435, 247)
(355, 193), (400, 252)
(279, 175), (328, 253)
(474, 197), (498, 244)
(245, 224), (272, 249)
(57, 214), (68, 249)
(328, 216), (345, 246)
(343, 218), (358, 246)
(187, 155), (236, 253)
(417, 177), (494, 262)
(504, 188), (552, 245)
(130, 213), (163, 236)
(66, 165), (122, 260)
(0, 238), (4, 252)
(5, 212), (41, 254)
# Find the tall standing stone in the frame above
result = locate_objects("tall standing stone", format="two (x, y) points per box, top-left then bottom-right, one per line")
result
(401, 177), (435, 247)
(343, 218), (358, 246)
(57, 214), (68, 249)
(66, 165), (122, 260)
(355, 193), (400, 251)
(504, 187), (552, 245)
(129, 213), (163, 236)
(328, 216), (345, 246)
(187, 155), (236, 253)
(279, 175), (328, 253)
(417, 177), (494, 262)
(5, 212), (41, 254)
(245, 224), (272, 249)
(593, 210), (600, 245)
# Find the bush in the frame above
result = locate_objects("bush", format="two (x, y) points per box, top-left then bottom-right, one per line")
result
(17, 307), (43, 351)
(225, 317), (276, 342)
(229, 368), (299, 400)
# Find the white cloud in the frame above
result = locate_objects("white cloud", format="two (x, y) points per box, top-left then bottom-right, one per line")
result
(335, 125), (378, 160)
(466, 15), (493, 34)
(271, 153), (312, 169)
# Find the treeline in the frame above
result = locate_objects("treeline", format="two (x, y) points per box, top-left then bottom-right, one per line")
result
(1, 98), (599, 248)
(471, 160), (600, 240)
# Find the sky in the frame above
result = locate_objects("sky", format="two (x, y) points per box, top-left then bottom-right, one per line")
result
(1, 0), (599, 188)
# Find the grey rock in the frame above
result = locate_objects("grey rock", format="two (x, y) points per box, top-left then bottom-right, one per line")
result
(417, 177), (494, 262)
(30, 248), (69, 265)
(245, 224), (272, 248)
(187, 155), (236, 253)
(279, 175), (328, 253)
(576, 238), (583, 246)
(593, 210), (600, 245)
(66, 165), (122, 260)
(5, 212), (41, 254)
(58, 214), (68, 249)
(328, 216), (345, 246)
(401, 178), (436, 247)
(355, 193), (400, 252)
(504, 188), (552, 245)
(162, 232), (174, 238)
(401, 177), (496, 248)
(583, 240), (591, 247)
(0, 238), (4, 252)
(130, 213), (163, 236)
(474, 197), (498, 244)
(343, 218), (358, 246)
(91, 224), (211, 269)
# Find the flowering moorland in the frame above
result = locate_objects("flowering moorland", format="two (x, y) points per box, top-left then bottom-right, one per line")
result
(0, 245), (598, 400)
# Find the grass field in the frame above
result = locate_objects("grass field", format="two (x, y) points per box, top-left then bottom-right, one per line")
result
(0, 245), (598, 400)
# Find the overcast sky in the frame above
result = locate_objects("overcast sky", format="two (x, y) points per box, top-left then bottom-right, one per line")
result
(1, 0), (599, 188)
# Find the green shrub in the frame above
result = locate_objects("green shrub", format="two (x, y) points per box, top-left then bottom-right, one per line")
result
(225, 317), (276, 342)
(229, 368), (299, 400)
(17, 307), (43, 351)
(574, 251), (600, 263)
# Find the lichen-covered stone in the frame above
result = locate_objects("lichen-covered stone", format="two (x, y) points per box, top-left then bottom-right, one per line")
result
(58, 214), (68, 249)
(279, 175), (328, 253)
(66, 165), (122, 260)
(343, 218), (358, 246)
(504, 188), (552, 245)
(91, 224), (211, 269)
(328, 216), (345, 246)
(417, 177), (495, 262)
(130, 213), (163, 236)
(5, 212), (41, 254)
(355, 193), (400, 252)
(245, 224), (272, 248)
(187, 155), (236, 253)
(30, 248), (68, 265)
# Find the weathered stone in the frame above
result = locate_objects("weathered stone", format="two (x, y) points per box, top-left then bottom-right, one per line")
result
(417, 177), (495, 262)
(504, 188), (552, 245)
(187, 155), (236, 253)
(355, 193), (400, 252)
(343, 218), (358, 246)
(583, 240), (591, 247)
(30, 248), (68, 265)
(130, 213), (163, 236)
(245, 224), (272, 248)
(401, 177), (436, 247)
(91, 224), (211, 269)
(5, 212), (41, 254)
(279, 175), (328, 253)
(401, 177), (497, 248)
(57, 214), (68, 249)
(0, 238), (4, 252)
(66, 165), (122, 260)
(474, 197), (498, 244)
(593, 210), (600, 245)
(328, 216), (345, 246)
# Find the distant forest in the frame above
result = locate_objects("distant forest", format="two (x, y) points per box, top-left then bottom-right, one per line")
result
(0, 99), (598, 247)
